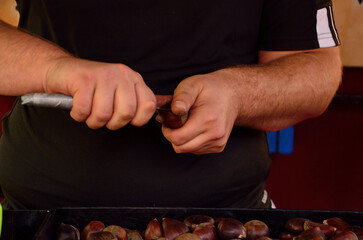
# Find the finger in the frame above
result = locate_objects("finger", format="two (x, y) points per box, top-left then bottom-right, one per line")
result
(130, 81), (156, 127)
(161, 110), (205, 145)
(171, 131), (226, 154)
(172, 80), (201, 115)
(70, 85), (94, 122)
(106, 83), (137, 130)
(86, 83), (116, 129)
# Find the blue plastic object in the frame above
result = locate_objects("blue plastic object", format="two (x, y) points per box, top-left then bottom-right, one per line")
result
(266, 126), (294, 154)
(278, 126), (294, 154)
(266, 131), (278, 154)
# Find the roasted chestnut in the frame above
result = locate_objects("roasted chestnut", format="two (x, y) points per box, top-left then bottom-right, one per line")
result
(293, 228), (325, 240)
(56, 223), (80, 240)
(352, 226), (363, 240)
(175, 233), (201, 240)
(184, 215), (215, 231)
(193, 223), (218, 240)
(244, 220), (269, 240)
(323, 218), (352, 234)
(217, 218), (247, 240)
(279, 232), (295, 240)
(145, 218), (163, 240)
(304, 220), (336, 238)
(88, 231), (117, 240)
(127, 230), (144, 240)
(284, 218), (309, 234)
(331, 231), (358, 240)
(82, 221), (106, 240)
(103, 225), (127, 240)
(255, 237), (272, 240)
(162, 218), (189, 240)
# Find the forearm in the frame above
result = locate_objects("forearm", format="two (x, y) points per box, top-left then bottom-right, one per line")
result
(0, 20), (70, 96)
(228, 47), (342, 131)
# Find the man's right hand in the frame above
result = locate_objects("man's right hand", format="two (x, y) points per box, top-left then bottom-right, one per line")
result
(45, 57), (157, 130)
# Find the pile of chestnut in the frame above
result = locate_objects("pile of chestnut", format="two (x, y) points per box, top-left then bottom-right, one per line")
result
(56, 215), (269, 240)
(56, 215), (363, 240)
(280, 217), (363, 240)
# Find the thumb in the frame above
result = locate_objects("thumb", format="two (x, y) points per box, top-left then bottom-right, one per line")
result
(172, 80), (201, 116)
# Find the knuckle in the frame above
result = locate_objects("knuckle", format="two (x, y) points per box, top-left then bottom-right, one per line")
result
(173, 146), (184, 154)
(120, 105), (137, 121)
(204, 114), (218, 125)
(170, 135), (184, 146)
(94, 111), (113, 123)
(212, 127), (226, 140)
(71, 108), (90, 122)
(85, 119), (103, 130)
(139, 100), (157, 114)
(106, 121), (126, 131)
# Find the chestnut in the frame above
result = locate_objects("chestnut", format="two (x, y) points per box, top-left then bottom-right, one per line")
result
(104, 225), (127, 240)
(88, 231), (117, 240)
(175, 233), (201, 240)
(217, 218), (247, 240)
(145, 218), (163, 240)
(255, 237), (272, 240)
(331, 231), (359, 240)
(162, 218), (189, 240)
(293, 229), (325, 240)
(56, 222), (80, 240)
(184, 215), (215, 231)
(284, 218), (309, 234)
(81, 221), (106, 240)
(323, 218), (351, 234)
(127, 230), (144, 240)
(193, 223), (218, 240)
(352, 226), (363, 240)
(155, 110), (187, 129)
(244, 220), (269, 240)
(279, 232), (295, 240)
(304, 220), (336, 238)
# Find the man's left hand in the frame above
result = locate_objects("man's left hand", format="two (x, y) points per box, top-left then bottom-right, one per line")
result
(161, 69), (239, 155)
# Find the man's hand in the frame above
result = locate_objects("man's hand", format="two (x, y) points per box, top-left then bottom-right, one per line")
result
(161, 70), (239, 155)
(45, 57), (156, 130)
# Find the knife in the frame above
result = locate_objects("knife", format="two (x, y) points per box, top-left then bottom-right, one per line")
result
(21, 93), (171, 111)
(21, 93), (187, 128)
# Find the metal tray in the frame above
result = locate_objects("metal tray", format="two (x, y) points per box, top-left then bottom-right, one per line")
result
(33, 207), (363, 240)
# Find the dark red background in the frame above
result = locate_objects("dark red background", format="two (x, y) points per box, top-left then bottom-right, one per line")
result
(1, 67), (362, 210)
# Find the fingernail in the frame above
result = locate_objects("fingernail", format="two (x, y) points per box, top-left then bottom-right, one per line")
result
(174, 101), (187, 113)
(155, 114), (163, 123)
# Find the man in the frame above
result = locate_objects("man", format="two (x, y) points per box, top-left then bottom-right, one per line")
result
(0, 0), (341, 209)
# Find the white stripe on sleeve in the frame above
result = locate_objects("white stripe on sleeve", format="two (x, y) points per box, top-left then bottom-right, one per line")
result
(316, 6), (340, 48)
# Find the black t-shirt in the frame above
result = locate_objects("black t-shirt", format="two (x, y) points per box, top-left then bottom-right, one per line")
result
(0, 0), (336, 209)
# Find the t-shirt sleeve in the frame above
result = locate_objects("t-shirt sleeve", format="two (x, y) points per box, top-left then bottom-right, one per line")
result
(258, 0), (340, 51)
